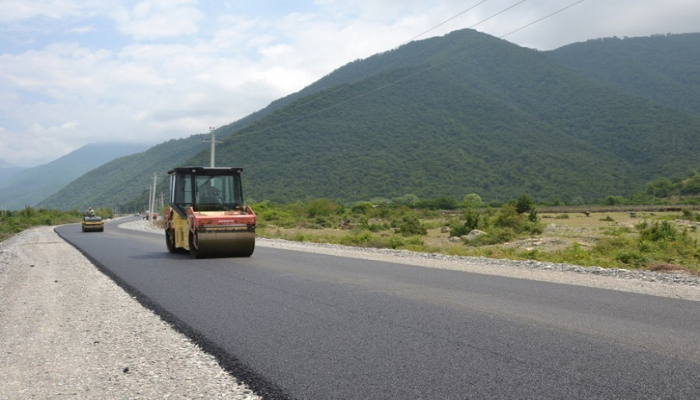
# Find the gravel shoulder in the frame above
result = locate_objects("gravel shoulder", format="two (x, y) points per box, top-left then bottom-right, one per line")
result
(1, 220), (699, 399)
(0, 225), (260, 400)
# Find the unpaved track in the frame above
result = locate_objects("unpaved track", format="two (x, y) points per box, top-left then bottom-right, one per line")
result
(0, 226), (260, 399)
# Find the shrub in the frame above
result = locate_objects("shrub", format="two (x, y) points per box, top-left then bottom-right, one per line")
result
(339, 231), (374, 246)
(637, 221), (679, 242)
(515, 194), (535, 214)
(470, 227), (516, 245)
(305, 198), (343, 217)
(494, 205), (524, 229)
(403, 236), (426, 251)
(395, 214), (427, 236)
(351, 202), (374, 214)
(615, 250), (648, 267)
(449, 222), (469, 238)
(386, 235), (405, 249)
(681, 208), (700, 221)
(462, 193), (483, 209)
(314, 216), (334, 228)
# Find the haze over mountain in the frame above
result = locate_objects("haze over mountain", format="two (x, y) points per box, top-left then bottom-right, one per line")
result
(38, 30), (700, 211)
(1, 143), (147, 210)
(0, 160), (25, 187)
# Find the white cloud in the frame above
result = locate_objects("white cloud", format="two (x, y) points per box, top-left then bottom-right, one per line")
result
(0, 0), (83, 23)
(112, 0), (203, 40)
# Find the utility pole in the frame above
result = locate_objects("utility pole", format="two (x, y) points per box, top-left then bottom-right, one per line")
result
(149, 172), (157, 220)
(201, 127), (223, 167)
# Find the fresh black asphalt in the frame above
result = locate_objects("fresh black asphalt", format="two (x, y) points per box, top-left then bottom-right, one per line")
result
(55, 218), (700, 399)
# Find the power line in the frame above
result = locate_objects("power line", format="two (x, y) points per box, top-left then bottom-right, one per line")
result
(407, 0), (491, 43)
(253, 1), (503, 124)
(500, 0), (585, 39)
(233, 0), (585, 139)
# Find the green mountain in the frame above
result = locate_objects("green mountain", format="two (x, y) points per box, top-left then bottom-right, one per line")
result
(39, 29), (700, 210)
(197, 30), (700, 203)
(38, 137), (209, 212)
(549, 33), (700, 118)
(1, 143), (147, 210)
(0, 160), (24, 186)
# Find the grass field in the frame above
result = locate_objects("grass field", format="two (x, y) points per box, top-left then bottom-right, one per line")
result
(258, 210), (700, 274)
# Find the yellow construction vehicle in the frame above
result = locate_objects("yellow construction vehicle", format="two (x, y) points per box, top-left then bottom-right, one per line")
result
(82, 216), (104, 232)
(163, 166), (256, 258)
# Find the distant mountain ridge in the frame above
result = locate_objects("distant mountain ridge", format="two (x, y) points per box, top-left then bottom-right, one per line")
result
(38, 30), (700, 210)
(38, 136), (210, 211)
(0, 143), (147, 210)
(550, 33), (700, 118)
(0, 160), (24, 187)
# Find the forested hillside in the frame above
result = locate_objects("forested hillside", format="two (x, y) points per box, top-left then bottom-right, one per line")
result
(194, 29), (700, 203)
(0, 160), (24, 186)
(39, 137), (205, 211)
(39, 29), (700, 210)
(549, 33), (700, 118)
(1, 143), (146, 210)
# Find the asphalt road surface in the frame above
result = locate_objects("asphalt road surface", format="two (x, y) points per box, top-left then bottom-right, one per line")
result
(56, 218), (700, 399)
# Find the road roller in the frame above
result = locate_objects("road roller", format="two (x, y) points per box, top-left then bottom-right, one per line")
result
(82, 216), (104, 232)
(164, 166), (256, 258)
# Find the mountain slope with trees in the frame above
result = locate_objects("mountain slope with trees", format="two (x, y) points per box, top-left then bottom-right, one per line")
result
(199, 29), (700, 203)
(1, 143), (147, 210)
(38, 137), (205, 212)
(38, 29), (700, 210)
(549, 33), (700, 118)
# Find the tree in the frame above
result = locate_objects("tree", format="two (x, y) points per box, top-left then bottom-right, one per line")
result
(392, 194), (420, 206)
(305, 198), (342, 217)
(515, 194), (535, 214)
(681, 175), (700, 195)
(462, 193), (483, 209)
(646, 177), (674, 198)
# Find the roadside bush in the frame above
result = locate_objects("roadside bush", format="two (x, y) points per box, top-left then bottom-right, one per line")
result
(338, 231), (373, 246)
(556, 243), (592, 265)
(313, 216), (334, 228)
(615, 249), (648, 267)
(351, 202), (374, 214)
(469, 227), (517, 245)
(395, 214), (427, 236)
(386, 235), (405, 249)
(338, 231), (391, 248)
(402, 236), (427, 252)
(515, 194), (535, 214)
(494, 205), (521, 229)
(305, 198), (343, 217)
(681, 208), (700, 221)
(522, 220), (544, 235)
(450, 207), (480, 237)
(252, 201), (300, 228)
(637, 221), (680, 242)
(449, 222), (469, 238)
(0, 207), (82, 243)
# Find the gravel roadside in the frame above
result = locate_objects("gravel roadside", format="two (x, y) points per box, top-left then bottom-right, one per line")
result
(1, 220), (699, 399)
(0, 225), (260, 400)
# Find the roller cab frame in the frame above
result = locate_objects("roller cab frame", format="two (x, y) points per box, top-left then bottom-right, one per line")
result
(164, 166), (256, 258)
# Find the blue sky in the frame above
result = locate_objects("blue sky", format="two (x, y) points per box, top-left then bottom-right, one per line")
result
(1, 0), (699, 167)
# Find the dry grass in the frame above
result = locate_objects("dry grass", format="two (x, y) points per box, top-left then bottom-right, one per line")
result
(259, 210), (700, 273)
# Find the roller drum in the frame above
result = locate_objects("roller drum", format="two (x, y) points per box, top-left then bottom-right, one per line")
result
(192, 230), (255, 258)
